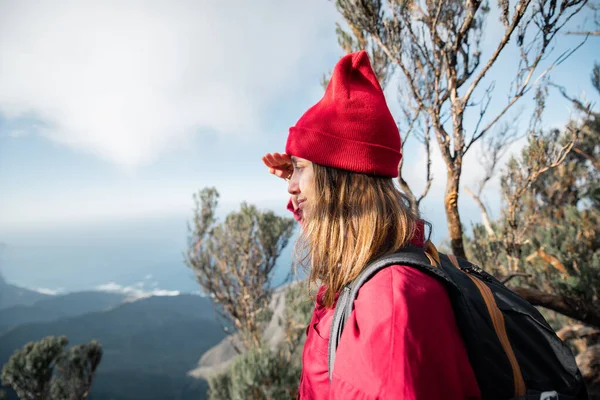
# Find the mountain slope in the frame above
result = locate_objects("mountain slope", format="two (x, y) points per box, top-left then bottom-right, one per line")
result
(0, 275), (50, 310)
(0, 291), (127, 333)
(0, 294), (226, 400)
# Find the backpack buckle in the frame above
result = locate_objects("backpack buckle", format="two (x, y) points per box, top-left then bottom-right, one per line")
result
(539, 391), (558, 400)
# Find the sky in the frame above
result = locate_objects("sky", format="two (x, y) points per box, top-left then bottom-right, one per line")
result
(0, 1), (598, 294)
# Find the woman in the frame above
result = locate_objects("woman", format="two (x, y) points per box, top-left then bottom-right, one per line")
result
(262, 51), (480, 400)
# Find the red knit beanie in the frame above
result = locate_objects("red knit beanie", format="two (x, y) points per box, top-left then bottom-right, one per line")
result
(285, 51), (401, 177)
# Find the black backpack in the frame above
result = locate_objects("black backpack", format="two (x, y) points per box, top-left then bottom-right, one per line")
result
(328, 243), (588, 400)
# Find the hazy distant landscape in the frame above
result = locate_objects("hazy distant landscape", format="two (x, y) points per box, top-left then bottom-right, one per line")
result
(0, 219), (298, 399)
(0, 213), (297, 295)
(0, 276), (227, 399)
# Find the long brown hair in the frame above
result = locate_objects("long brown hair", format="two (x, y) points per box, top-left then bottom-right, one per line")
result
(295, 163), (421, 308)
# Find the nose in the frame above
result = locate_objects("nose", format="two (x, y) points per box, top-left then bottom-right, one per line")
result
(287, 173), (299, 195)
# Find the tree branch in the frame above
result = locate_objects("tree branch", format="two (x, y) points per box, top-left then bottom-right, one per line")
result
(397, 109), (420, 214)
(509, 286), (600, 328)
(506, 137), (575, 227)
(454, 0), (483, 52)
(556, 323), (600, 342)
(573, 147), (600, 171)
(500, 272), (532, 284)
(371, 34), (427, 111)
(565, 31), (600, 35)
(462, 0), (531, 105)
(432, 121), (455, 166)
(417, 122), (434, 206)
(525, 248), (570, 276)
(465, 186), (496, 238)
(550, 81), (594, 113)
(465, 45), (576, 154)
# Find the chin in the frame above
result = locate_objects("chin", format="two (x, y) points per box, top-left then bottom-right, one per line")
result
(297, 211), (308, 226)
(299, 210), (308, 220)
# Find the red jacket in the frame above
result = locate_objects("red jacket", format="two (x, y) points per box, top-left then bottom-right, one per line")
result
(288, 200), (481, 399)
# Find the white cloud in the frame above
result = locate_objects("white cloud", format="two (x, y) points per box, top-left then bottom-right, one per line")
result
(33, 287), (65, 296)
(0, 0), (335, 168)
(96, 280), (180, 301)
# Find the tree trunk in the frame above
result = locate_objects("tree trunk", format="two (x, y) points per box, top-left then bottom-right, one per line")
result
(445, 168), (466, 258)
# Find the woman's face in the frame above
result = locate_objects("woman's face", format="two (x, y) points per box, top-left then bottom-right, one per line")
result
(288, 156), (315, 221)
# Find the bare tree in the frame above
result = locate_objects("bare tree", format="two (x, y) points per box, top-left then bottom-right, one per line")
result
(332, 0), (588, 257)
(185, 188), (295, 351)
(396, 110), (436, 215)
(465, 120), (522, 239)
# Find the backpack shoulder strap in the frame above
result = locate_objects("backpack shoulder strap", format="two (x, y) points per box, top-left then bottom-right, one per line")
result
(327, 245), (456, 381)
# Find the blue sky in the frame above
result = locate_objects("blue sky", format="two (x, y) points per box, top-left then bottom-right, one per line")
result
(0, 1), (598, 293)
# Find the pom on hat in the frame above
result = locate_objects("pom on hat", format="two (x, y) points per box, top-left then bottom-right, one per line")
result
(285, 51), (401, 177)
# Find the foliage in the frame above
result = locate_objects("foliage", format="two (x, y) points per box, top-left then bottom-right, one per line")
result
(210, 346), (298, 400)
(465, 71), (600, 328)
(185, 188), (296, 351)
(208, 283), (314, 400)
(0, 336), (102, 400)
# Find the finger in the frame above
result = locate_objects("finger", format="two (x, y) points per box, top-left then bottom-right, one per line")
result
(263, 153), (292, 179)
(263, 153), (277, 168)
(274, 159), (292, 173)
(267, 166), (288, 180)
(262, 154), (272, 167)
(274, 152), (291, 165)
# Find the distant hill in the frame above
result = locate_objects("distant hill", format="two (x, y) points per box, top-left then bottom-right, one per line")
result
(0, 274), (50, 310)
(0, 291), (127, 334)
(0, 294), (226, 400)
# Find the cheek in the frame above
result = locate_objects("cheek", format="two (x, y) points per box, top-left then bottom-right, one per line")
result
(299, 168), (315, 197)
(298, 176), (312, 197)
